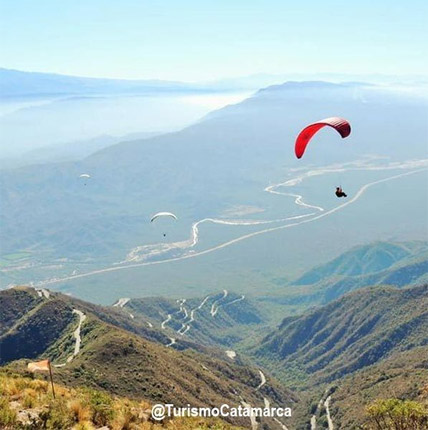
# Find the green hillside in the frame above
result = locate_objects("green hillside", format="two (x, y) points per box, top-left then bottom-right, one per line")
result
(255, 284), (428, 386)
(123, 292), (266, 349)
(252, 284), (428, 428)
(1, 242), (428, 429)
(293, 241), (427, 285)
(0, 286), (296, 429)
(324, 347), (428, 429)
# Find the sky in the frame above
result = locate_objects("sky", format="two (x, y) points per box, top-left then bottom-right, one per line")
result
(1, 0), (427, 81)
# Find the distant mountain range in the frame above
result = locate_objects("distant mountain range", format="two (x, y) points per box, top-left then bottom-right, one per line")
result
(2, 68), (427, 97)
(0, 68), (253, 160)
(0, 131), (160, 169)
(0, 68), (197, 98)
(2, 68), (426, 163)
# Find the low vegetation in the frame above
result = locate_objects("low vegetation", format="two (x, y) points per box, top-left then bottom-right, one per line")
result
(366, 398), (428, 430)
(0, 370), (244, 429)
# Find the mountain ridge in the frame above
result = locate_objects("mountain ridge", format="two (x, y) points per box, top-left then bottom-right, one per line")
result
(0, 286), (296, 429)
(255, 283), (428, 387)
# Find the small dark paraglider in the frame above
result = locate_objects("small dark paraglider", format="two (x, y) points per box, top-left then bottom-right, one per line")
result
(335, 187), (347, 198)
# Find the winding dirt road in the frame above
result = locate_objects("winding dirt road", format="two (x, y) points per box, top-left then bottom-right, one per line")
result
(112, 297), (135, 320)
(161, 314), (172, 329)
(255, 370), (266, 390)
(70, 309), (86, 358)
(54, 309), (86, 367)
(210, 289), (228, 317)
(36, 288), (50, 299)
(324, 396), (334, 430)
(240, 400), (258, 430)
(178, 295), (211, 335)
(311, 389), (331, 429)
(224, 295), (245, 307)
(113, 298), (130, 307)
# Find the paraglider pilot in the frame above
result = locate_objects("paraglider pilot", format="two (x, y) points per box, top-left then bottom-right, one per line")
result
(335, 187), (347, 198)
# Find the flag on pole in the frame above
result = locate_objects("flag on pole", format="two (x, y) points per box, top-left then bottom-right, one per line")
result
(27, 359), (56, 398)
(27, 360), (50, 373)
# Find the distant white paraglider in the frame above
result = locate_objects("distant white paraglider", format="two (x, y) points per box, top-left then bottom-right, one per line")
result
(150, 212), (178, 237)
(150, 212), (178, 223)
(79, 173), (91, 186)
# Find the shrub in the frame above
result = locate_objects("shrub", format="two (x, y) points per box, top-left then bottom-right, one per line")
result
(68, 398), (91, 423)
(22, 388), (38, 408)
(0, 398), (17, 428)
(86, 389), (114, 426)
(30, 379), (49, 395)
(0, 378), (20, 396)
(111, 406), (134, 430)
(72, 420), (95, 430)
(39, 399), (74, 430)
(366, 398), (428, 430)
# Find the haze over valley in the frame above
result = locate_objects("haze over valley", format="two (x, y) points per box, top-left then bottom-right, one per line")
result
(1, 74), (426, 305)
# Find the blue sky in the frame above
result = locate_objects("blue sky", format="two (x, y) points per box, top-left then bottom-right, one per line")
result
(1, 0), (427, 81)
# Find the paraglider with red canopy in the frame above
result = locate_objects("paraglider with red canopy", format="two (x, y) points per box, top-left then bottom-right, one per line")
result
(294, 117), (351, 159)
(294, 117), (351, 197)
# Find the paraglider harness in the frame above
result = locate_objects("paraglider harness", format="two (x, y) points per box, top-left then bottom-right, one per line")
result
(335, 187), (347, 198)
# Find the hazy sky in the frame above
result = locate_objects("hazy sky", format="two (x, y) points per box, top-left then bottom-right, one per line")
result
(1, 0), (427, 81)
